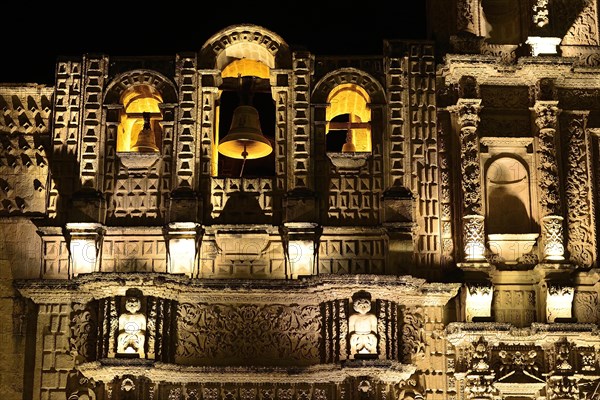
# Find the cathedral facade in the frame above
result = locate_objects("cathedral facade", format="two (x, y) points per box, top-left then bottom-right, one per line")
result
(1, 1), (600, 399)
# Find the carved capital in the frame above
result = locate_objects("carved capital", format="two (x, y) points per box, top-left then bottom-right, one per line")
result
(541, 215), (565, 261)
(533, 101), (560, 130)
(450, 99), (482, 129)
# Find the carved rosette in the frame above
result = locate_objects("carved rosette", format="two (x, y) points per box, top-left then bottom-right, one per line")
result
(463, 215), (486, 261)
(541, 215), (565, 261)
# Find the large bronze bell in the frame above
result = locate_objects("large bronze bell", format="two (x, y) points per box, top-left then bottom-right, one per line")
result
(131, 112), (159, 153)
(218, 105), (273, 160)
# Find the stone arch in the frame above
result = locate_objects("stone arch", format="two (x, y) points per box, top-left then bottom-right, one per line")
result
(312, 68), (386, 105)
(104, 69), (178, 105)
(198, 24), (292, 70)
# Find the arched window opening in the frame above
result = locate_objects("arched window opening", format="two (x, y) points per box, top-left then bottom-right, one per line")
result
(326, 83), (371, 153)
(215, 60), (275, 178)
(117, 85), (163, 153)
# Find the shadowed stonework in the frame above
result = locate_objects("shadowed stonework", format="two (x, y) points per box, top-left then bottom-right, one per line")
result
(2, 3), (600, 398)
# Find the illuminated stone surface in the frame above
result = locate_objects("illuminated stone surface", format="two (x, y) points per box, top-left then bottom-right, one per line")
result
(1, 4), (600, 398)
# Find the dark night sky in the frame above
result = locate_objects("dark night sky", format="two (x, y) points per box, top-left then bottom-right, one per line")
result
(0, 4), (428, 85)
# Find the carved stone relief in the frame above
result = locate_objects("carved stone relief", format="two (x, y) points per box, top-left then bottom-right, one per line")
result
(176, 303), (321, 365)
(564, 113), (596, 267)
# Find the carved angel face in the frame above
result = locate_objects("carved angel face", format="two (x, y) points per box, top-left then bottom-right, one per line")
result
(353, 298), (371, 314)
(125, 297), (141, 314)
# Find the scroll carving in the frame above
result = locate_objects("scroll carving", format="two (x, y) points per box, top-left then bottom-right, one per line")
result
(401, 307), (425, 363)
(534, 101), (561, 216)
(565, 115), (595, 267)
(70, 302), (97, 362)
(453, 99), (482, 215)
(176, 303), (321, 363)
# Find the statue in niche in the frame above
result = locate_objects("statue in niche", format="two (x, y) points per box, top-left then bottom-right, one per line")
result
(349, 291), (378, 358)
(116, 296), (146, 358)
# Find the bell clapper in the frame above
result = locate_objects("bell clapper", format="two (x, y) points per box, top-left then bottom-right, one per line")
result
(239, 142), (249, 178)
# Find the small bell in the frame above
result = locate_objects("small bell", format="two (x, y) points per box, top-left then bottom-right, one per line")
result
(131, 112), (159, 152)
(341, 130), (356, 153)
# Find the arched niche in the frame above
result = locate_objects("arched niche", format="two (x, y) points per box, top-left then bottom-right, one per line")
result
(485, 156), (532, 234)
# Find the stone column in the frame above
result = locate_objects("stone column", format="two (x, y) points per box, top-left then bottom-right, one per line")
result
(533, 101), (565, 261)
(450, 99), (486, 262)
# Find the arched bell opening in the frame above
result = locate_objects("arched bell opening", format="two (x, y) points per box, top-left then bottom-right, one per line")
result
(116, 84), (164, 153)
(214, 60), (276, 178)
(325, 83), (372, 154)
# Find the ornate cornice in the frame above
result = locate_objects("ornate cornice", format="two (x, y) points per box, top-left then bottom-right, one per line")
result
(77, 359), (417, 384)
(446, 322), (600, 346)
(15, 273), (461, 307)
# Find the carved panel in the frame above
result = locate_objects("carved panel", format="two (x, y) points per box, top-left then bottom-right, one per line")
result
(318, 236), (386, 274)
(290, 54), (310, 190)
(408, 44), (440, 267)
(0, 134), (49, 215)
(199, 236), (286, 279)
(480, 86), (530, 109)
(385, 56), (406, 189)
(492, 289), (536, 327)
(41, 235), (69, 279)
(70, 302), (98, 362)
(438, 111), (455, 266)
(175, 303), (321, 365)
(534, 101), (561, 217)
(556, 0), (599, 45)
(210, 178), (274, 222)
(37, 304), (75, 396)
(327, 163), (382, 223)
(558, 88), (600, 111)
(101, 236), (167, 273)
(573, 290), (600, 323)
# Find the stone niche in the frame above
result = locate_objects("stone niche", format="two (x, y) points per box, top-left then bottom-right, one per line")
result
(481, 138), (539, 264)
